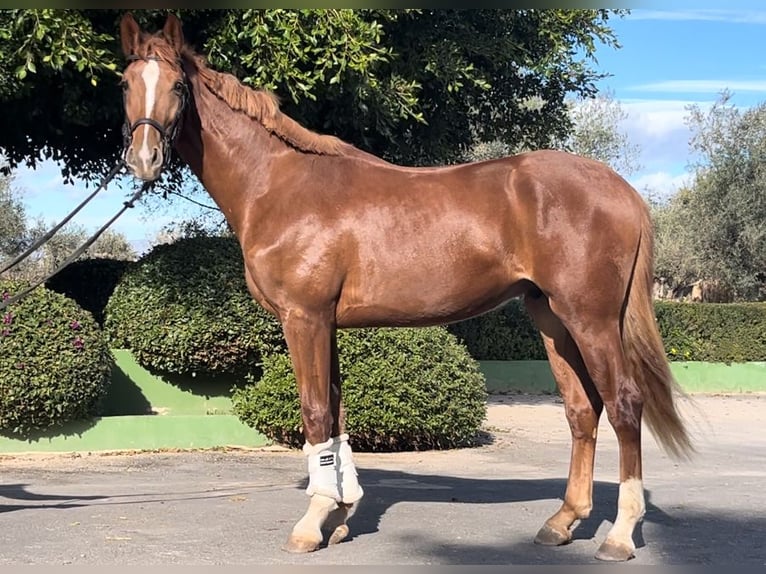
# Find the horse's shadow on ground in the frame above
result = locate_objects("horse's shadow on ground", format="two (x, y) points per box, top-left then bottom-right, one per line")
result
(305, 469), (764, 565)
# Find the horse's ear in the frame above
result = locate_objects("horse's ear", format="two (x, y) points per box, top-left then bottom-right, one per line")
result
(120, 12), (141, 57)
(162, 12), (184, 52)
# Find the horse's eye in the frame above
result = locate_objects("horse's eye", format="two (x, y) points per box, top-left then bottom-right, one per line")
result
(173, 81), (185, 93)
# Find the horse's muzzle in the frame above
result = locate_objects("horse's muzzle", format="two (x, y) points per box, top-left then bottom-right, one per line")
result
(124, 143), (164, 181)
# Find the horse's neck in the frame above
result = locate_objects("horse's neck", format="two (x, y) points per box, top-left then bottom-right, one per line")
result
(174, 83), (287, 237)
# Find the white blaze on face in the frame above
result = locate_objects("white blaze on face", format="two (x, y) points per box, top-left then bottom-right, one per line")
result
(138, 60), (160, 165)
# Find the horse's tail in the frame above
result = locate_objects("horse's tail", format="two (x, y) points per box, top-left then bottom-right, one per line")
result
(623, 206), (695, 460)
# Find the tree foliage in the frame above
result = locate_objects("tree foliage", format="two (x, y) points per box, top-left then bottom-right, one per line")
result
(652, 92), (766, 301)
(0, 9), (625, 181)
(560, 91), (641, 175)
(463, 90), (641, 175)
(0, 172), (26, 257)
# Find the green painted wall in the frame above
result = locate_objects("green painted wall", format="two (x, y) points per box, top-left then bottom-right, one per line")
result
(0, 350), (269, 454)
(479, 360), (766, 394)
(1, 351), (763, 454)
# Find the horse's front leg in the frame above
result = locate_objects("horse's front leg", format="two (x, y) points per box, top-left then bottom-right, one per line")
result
(281, 309), (363, 553)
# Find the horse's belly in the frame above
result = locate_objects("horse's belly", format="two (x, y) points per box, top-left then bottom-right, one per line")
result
(335, 254), (528, 328)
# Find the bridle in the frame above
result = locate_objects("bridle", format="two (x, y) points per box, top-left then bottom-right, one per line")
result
(121, 54), (189, 168)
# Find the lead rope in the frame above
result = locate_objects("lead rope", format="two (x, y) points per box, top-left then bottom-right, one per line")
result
(0, 179), (153, 311)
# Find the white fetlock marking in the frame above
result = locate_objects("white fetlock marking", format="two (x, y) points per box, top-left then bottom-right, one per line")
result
(291, 494), (338, 541)
(606, 478), (645, 549)
(304, 434), (364, 504)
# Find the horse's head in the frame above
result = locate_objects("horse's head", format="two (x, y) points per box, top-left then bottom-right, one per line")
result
(119, 13), (188, 182)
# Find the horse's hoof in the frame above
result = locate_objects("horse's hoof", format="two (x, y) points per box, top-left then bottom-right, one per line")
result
(534, 523), (571, 546)
(327, 523), (349, 545)
(282, 535), (321, 554)
(323, 502), (352, 545)
(594, 539), (635, 562)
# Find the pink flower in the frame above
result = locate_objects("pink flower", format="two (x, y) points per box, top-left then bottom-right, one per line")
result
(69, 320), (81, 330)
(73, 337), (84, 350)
(2, 312), (12, 325)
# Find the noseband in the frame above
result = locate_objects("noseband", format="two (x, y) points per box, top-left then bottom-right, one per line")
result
(122, 54), (188, 168)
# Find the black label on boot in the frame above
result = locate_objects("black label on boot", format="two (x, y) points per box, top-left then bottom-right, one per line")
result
(319, 453), (335, 467)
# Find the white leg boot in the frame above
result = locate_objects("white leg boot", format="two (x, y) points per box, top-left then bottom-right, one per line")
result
(304, 433), (363, 503)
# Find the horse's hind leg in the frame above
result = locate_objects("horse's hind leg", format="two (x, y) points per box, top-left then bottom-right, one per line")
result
(525, 293), (603, 546)
(548, 298), (645, 562)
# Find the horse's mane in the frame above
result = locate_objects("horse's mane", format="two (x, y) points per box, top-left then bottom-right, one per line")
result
(135, 34), (344, 155)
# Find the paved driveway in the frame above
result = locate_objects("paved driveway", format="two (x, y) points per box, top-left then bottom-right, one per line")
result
(0, 394), (764, 565)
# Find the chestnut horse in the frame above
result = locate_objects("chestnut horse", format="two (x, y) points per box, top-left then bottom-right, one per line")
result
(118, 13), (692, 561)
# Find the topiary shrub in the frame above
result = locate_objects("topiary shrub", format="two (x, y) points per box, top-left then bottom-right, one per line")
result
(448, 299), (545, 361)
(232, 326), (488, 452)
(46, 257), (134, 325)
(103, 236), (284, 380)
(0, 280), (113, 435)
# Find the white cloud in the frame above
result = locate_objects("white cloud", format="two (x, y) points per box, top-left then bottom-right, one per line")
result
(630, 9), (766, 24)
(615, 98), (714, 170)
(620, 99), (699, 137)
(13, 161), (67, 198)
(631, 80), (766, 94)
(629, 171), (691, 200)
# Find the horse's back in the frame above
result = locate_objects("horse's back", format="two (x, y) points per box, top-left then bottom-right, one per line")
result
(330, 149), (645, 327)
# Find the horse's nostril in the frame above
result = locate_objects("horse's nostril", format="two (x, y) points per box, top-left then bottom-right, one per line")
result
(151, 146), (162, 166)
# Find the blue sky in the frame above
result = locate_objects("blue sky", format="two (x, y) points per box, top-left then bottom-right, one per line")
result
(592, 7), (766, 195)
(10, 6), (766, 253)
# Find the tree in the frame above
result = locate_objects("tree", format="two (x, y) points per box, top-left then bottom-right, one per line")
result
(0, 9), (626, 181)
(650, 188), (703, 289)
(0, 169), (27, 258)
(463, 90), (641, 176)
(652, 92), (766, 301)
(20, 220), (137, 279)
(559, 91), (641, 175)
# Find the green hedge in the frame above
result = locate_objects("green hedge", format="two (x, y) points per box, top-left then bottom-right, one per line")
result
(655, 301), (766, 362)
(0, 281), (113, 435)
(46, 258), (134, 326)
(232, 326), (488, 451)
(450, 300), (766, 363)
(448, 299), (545, 361)
(104, 236), (284, 380)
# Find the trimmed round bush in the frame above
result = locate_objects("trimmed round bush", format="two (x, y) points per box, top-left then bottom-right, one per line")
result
(232, 326), (488, 452)
(103, 236), (284, 379)
(46, 257), (134, 325)
(0, 280), (113, 435)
